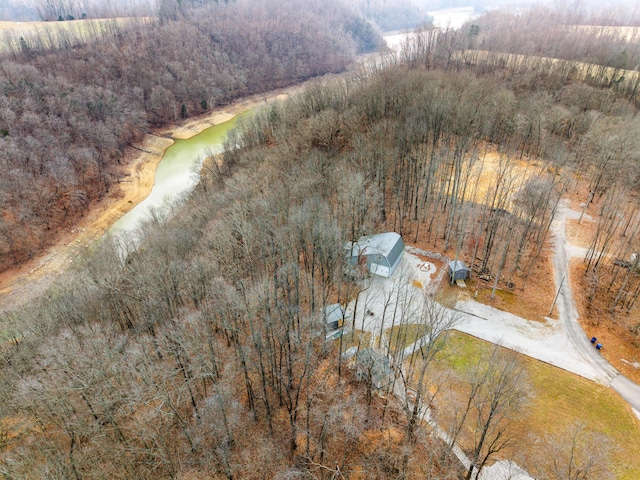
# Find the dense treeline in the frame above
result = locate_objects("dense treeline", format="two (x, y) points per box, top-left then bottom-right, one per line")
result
(0, 0), (382, 271)
(0, 0), (156, 21)
(2, 27), (633, 474)
(467, 8), (640, 73)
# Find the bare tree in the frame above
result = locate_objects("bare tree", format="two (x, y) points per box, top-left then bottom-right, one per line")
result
(400, 296), (458, 442)
(533, 421), (616, 480)
(442, 343), (529, 480)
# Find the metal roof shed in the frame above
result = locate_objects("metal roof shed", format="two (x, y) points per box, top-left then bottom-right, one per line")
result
(448, 260), (471, 282)
(355, 348), (392, 390)
(345, 232), (404, 278)
(323, 303), (345, 331)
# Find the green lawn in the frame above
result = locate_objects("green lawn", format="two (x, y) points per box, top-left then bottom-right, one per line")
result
(385, 323), (430, 355)
(350, 322), (640, 478)
(441, 332), (640, 480)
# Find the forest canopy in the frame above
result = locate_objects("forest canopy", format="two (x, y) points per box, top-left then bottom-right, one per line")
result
(2, 10), (639, 473)
(0, 0), (382, 271)
(2, 3), (640, 478)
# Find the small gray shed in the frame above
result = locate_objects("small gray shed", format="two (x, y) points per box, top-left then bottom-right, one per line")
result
(355, 348), (392, 389)
(345, 232), (404, 278)
(448, 260), (470, 282)
(323, 303), (345, 331)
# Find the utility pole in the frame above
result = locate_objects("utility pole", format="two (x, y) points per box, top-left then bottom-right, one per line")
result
(549, 275), (565, 316)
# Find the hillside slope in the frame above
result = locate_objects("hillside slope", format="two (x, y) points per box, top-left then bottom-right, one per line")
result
(0, 0), (379, 271)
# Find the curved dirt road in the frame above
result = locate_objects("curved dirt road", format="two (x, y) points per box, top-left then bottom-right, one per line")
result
(552, 200), (640, 414)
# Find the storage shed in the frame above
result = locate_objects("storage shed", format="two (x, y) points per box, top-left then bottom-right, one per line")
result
(323, 303), (345, 331)
(345, 232), (404, 278)
(355, 348), (392, 390)
(448, 260), (471, 282)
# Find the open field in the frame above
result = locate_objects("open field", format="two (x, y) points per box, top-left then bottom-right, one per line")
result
(0, 17), (152, 53)
(0, 17), (152, 35)
(428, 332), (640, 480)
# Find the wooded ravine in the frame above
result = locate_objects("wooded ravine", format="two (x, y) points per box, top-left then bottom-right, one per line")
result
(2, 2), (640, 479)
(0, 0), (381, 271)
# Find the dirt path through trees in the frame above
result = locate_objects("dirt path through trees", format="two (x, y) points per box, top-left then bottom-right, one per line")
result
(0, 85), (302, 311)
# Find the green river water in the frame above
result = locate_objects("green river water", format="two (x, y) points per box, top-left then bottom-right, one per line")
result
(109, 111), (250, 236)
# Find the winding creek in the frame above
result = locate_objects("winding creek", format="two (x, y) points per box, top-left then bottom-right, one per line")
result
(107, 13), (480, 239)
(109, 112), (250, 237)
(0, 18), (476, 308)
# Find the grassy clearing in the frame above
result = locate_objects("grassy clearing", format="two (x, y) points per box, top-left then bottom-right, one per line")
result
(338, 330), (372, 352)
(0, 17), (153, 53)
(438, 332), (640, 480)
(385, 323), (430, 355)
(525, 360), (640, 480)
(0, 322), (23, 345)
(474, 286), (516, 305)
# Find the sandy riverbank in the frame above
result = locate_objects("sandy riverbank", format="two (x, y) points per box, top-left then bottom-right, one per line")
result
(0, 85), (302, 311)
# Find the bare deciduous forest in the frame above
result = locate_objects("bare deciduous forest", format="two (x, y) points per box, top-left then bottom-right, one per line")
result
(466, 7), (640, 72)
(0, 0), (381, 270)
(2, 1), (640, 479)
(456, 6), (640, 373)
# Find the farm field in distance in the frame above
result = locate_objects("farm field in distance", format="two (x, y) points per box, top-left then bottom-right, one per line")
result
(0, 17), (152, 53)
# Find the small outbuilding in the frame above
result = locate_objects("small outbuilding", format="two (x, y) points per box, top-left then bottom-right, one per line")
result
(355, 348), (392, 390)
(323, 303), (345, 331)
(345, 232), (404, 278)
(448, 260), (470, 282)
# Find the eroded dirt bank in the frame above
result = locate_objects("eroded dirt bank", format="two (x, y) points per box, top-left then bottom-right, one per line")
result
(0, 86), (301, 311)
